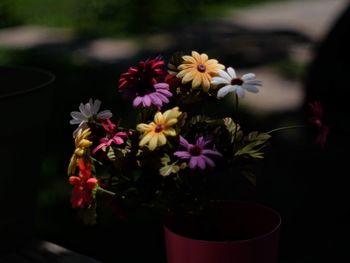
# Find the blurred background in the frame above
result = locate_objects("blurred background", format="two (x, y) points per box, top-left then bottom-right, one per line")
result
(1, 0), (349, 262)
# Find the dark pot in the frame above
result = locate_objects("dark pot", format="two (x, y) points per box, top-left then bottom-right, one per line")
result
(0, 66), (55, 252)
(164, 201), (281, 263)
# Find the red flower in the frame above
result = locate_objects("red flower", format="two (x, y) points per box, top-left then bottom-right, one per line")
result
(119, 57), (165, 90)
(118, 57), (166, 99)
(69, 159), (98, 208)
(308, 101), (330, 148)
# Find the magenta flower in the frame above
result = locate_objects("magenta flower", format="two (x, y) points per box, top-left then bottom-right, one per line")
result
(308, 101), (330, 148)
(118, 57), (172, 108)
(174, 136), (222, 170)
(132, 82), (172, 108)
(92, 119), (131, 154)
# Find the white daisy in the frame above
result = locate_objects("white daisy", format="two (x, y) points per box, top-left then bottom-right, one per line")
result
(211, 67), (262, 98)
(70, 98), (112, 136)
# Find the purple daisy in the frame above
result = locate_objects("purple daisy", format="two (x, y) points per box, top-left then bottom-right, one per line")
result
(132, 82), (172, 108)
(174, 136), (222, 170)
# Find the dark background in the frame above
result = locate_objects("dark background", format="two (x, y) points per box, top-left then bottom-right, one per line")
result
(1, 0), (350, 262)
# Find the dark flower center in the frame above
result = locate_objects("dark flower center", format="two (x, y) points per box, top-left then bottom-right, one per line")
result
(197, 64), (206, 73)
(189, 145), (202, 156)
(137, 79), (156, 96)
(231, 78), (244, 86)
(155, 124), (165, 133)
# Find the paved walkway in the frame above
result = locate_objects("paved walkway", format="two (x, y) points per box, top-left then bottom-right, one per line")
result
(226, 0), (348, 41)
(0, 0), (348, 114)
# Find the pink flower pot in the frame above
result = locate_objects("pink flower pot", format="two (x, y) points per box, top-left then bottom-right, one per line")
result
(164, 201), (281, 263)
(0, 66), (54, 252)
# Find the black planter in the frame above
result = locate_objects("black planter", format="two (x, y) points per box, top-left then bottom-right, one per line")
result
(0, 66), (55, 252)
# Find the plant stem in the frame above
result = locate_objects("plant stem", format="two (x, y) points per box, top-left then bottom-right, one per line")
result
(97, 186), (116, 196)
(233, 94), (239, 149)
(266, 124), (308, 134)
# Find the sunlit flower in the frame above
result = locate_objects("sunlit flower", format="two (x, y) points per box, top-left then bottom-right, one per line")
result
(70, 98), (112, 136)
(68, 128), (93, 175)
(212, 67), (262, 98)
(309, 101), (330, 148)
(132, 82), (172, 108)
(137, 107), (182, 151)
(69, 159), (98, 208)
(92, 119), (131, 154)
(174, 136), (222, 170)
(177, 51), (225, 92)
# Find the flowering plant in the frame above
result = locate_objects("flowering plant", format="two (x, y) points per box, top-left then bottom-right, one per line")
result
(67, 51), (328, 224)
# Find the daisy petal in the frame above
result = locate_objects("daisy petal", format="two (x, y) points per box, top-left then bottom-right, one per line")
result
(200, 53), (208, 63)
(179, 136), (191, 150)
(245, 79), (262, 86)
(97, 110), (112, 119)
(191, 51), (201, 62)
(182, 71), (196, 83)
(211, 77), (230, 85)
(219, 69), (232, 81)
(192, 74), (202, 88)
(217, 85), (236, 98)
(243, 84), (259, 93)
(202, 149), (222, 157)
(197, 157), (206, 170)
(189, 157), (199, 169)
(227, 67), (237, 79)
(202, 155), (215, 167)
(158, 133), (167, 146)
(154, 83), (170, 90)
(133, 96), (142, 107)
(79, 103), (89, 117)
(70, 119), (84, 125)
(163, 128), (176, 136)
(157, 89), (173, 97)
(139, 132), (153, 147)
(92, 99), (101, 114)
(183, 55), (197, 63)
(70, 111), (85, 121)
(174, 151), (191, 159)
(149, 93), (162, 106)
(236, 86), (245, 98)
(143, 95), (151, 107)
(242, 73), (256, 81)
(148, 135), (158, 151)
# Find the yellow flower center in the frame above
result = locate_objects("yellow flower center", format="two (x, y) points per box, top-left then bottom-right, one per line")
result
(231, 78), (244, 86)
(197, 64), (206, 73)
(155, 124), (165, 133)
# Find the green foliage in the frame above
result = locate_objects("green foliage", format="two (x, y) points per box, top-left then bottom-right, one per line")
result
(235, 131), (271, 159)
(1, 0), (287, 37)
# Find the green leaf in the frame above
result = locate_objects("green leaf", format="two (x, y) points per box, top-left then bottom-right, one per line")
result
(223, 117), (243, 143)
(234, 131), (271, 159)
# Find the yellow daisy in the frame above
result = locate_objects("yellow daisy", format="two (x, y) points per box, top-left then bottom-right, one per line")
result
(137, 107), (182, 151)
(68, 128), (93, 175)
(176, 51), (225, 92)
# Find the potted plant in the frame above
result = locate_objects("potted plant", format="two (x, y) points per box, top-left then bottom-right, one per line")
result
(65, 51), (328, 262)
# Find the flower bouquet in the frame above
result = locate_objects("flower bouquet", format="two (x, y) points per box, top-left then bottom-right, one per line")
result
(67, 51), (328, 243)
